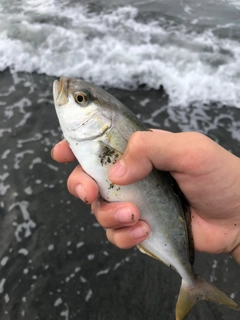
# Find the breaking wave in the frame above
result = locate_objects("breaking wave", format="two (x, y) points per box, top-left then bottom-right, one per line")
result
(0, 1), (240, 107)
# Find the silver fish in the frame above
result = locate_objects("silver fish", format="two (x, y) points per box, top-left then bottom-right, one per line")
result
(53, 77), (239, 320)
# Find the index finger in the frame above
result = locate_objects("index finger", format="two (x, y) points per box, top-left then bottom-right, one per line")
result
(51, 140), (77, 163)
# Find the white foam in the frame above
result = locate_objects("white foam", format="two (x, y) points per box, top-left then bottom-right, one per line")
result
(18, 248), (29, 256)
(29, 157), (42, 169)
(80, 276), (87, 283)
(87, 254), (95, 261)
(0, 3), (239, 107)
(24, 186), (33, 195)
(0, 129), (12, 138)
(46, 164), (58, 171)
(17, 134), (43, 148)
(0, 172), (10, 196)
(54, 298), (63, 307)
(14, 150), (34, 170)
(96, 268), (110, 276)
(23, 268), (29, 274)
(48, 244), (54, 251)
(85, 289), (93, 302)
(60, 304), (69, 320)
(224, 0), (240, 10)
(1, 150), (11, 160)
(0, 278), (6, 293)
(1, 256), (9, 267)
(76, 242), (84, 248)
(4, 294), (10, 303)
(9, 201), (36, 242)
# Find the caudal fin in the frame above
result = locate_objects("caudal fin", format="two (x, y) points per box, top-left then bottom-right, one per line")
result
(176, 274), (239, 320)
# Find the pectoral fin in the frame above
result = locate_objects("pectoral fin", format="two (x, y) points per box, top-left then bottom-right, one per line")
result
(98, 141), (123, 167)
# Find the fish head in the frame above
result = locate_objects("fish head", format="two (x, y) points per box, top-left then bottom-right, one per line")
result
(53, 77), (113, 141)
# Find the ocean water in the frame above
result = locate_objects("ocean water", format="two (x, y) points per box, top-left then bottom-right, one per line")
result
(1, 0), (240, 107)
(1, 1), (240, 319)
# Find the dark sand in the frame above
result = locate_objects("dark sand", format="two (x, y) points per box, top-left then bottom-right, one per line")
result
(0, 70), (240, 319)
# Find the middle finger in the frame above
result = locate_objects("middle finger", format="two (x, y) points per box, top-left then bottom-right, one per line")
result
(92, 198), (140, 229)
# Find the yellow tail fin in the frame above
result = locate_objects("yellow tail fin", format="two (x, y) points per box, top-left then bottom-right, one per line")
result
(176, 274), (239, 320)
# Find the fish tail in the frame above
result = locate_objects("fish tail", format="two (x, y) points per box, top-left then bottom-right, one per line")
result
(176, 274), (239, 320)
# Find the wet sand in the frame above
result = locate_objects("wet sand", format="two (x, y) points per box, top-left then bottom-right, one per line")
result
(0, 69), (240, 319)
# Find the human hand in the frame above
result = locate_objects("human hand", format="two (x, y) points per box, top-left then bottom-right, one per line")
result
(51, 130), (240, 264)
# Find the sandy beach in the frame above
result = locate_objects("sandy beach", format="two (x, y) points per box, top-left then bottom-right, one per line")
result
(0, 69), (240, 319)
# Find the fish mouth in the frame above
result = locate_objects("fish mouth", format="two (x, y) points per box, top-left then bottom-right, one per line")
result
(53, 77), (69, 106)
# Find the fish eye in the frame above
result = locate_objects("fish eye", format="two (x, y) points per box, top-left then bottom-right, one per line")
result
(74, 92), (88, 106)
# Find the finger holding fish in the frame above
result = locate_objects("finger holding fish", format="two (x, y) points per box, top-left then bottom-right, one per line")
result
(52, 140), (99, 203)
(67, 165), (99, 204)
(106, 221), (150, 249)
(92, 198), (141, 229)
(51, 140), (77, 163)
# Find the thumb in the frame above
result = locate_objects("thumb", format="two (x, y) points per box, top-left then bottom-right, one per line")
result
(108, 130), (213, 185)
(108, 130), (176, 185)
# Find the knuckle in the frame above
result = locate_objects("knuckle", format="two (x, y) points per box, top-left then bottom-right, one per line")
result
(92, 205), (105, 226)
(92, 201), (113, 228)
(91, 201), (98, 215)
(185, 132), (208, 146)
(106, 229), (133, 250)
(128, 131), (146, 153)
(66, 174), (74, 194)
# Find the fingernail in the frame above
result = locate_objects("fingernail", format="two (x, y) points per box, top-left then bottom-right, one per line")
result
(109, 160), (126, 178)
(51, 147), (55, 160)
(75, 184), (86, 202)
(130, 224), (149, 239)
(115, 207), (134, 223)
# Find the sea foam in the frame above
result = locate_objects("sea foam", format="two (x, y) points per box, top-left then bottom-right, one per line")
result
(0, 2), (240, 107)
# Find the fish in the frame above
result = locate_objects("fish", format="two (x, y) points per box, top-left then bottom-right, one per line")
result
(53, 77), (239, 320)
